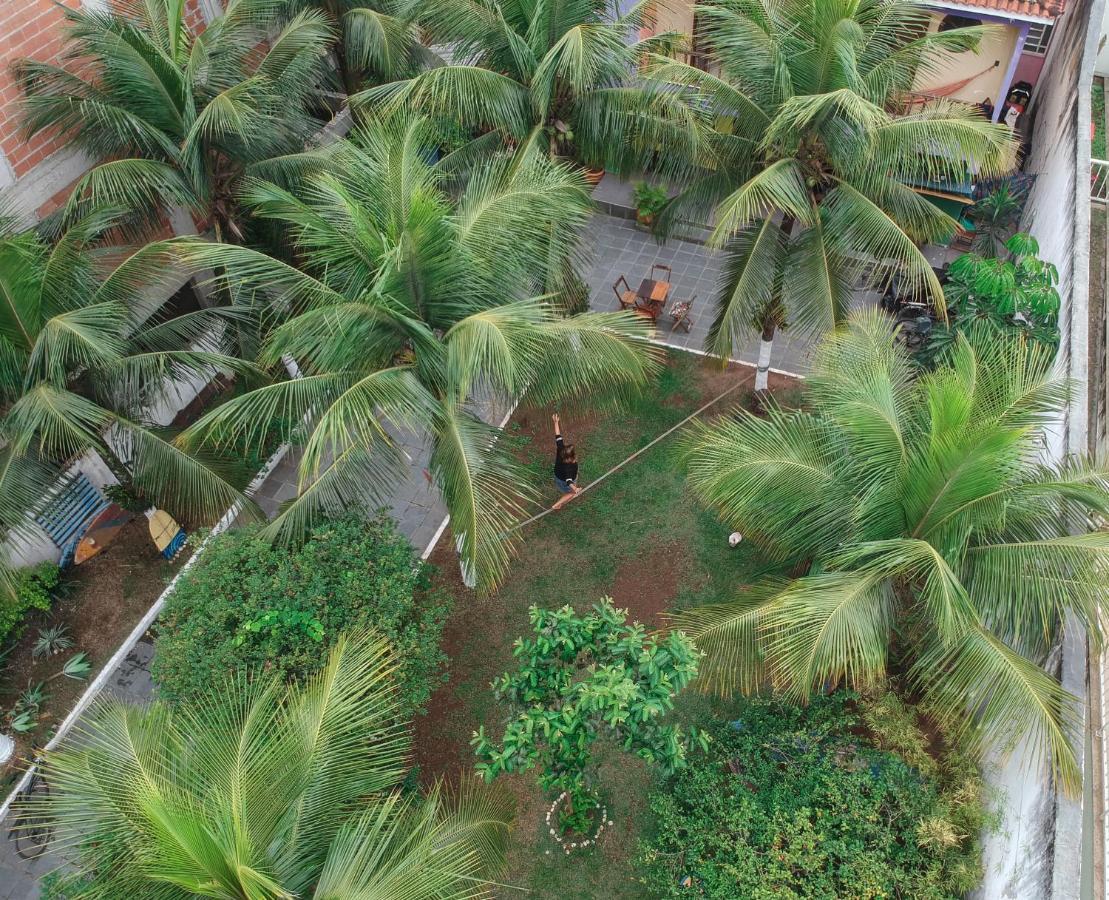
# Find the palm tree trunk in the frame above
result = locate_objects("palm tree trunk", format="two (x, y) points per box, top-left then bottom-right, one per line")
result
(755, 318), (774, 392)
(753, 214), (795, 392)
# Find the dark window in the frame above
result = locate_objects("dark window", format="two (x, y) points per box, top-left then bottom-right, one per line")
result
(938, 14), (982, 32)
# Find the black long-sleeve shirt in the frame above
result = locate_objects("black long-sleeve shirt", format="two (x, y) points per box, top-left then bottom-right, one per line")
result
(554, 435), (578, 483)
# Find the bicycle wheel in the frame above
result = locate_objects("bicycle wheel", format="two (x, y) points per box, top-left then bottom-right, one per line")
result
(8, 773), (52, 860)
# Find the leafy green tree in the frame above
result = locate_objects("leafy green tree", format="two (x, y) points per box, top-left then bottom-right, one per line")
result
(359, 0), (694, 169)
(171, 114), (658, 589)
(671, 310), (1109, 792)
(153, 514), (449, 718)
(923, 232), (1060, 365)
(18, 0), (335, 243)
(473, 598), (703, 834)
(28, 633), (512, 898)
(0, 207), (252, 592)
(645, 0), (1017, 388)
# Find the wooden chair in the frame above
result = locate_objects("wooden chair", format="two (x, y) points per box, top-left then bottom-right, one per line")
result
(613, 275), (638, 311)
(669, 295), (696, 333)
(950, 225), (975, 253)
(649, 263), (673, 282)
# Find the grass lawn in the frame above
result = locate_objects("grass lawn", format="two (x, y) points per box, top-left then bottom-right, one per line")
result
(414, 352), (801, 898)
(1094, 77), (1105, 160)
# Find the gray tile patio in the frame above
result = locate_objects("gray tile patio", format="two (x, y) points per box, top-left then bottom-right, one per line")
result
(580, 212), (883, 375)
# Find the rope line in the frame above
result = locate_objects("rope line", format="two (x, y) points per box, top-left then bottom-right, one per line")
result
(504, 371), (754, 535)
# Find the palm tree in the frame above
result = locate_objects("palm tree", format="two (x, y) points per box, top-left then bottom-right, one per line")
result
(17, 0), (335, 243)
(670, 310), (1109, 792)
(27, 632), (512, 897)
(969, 180), (1025, 257)
(282, 0), (426, 97)
(169, 115), (659, 589)
(646, 0), (1019, 389)
(356, 0), (696, 171)
(0, 205), (254, 580)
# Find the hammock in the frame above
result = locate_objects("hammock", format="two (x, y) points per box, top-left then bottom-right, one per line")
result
(918, 60), (1001, 99)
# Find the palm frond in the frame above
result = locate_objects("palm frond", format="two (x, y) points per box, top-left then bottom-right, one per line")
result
(912, 625), (1083, 795)
(431, 404), (533, 590)
(709, 160), (812, 246)
(666, 578), (791, 695)
(706, 218), (787, 360)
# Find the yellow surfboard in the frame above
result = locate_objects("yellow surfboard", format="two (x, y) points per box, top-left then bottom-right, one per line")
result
(146, 509), (186, 559)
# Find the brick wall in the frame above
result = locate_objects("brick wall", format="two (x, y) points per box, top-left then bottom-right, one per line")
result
(1, 0), (215, 185)
(0, 0), (83, 179)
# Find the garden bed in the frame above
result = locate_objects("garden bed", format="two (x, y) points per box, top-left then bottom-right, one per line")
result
(413, 353), (800, 898)
(0, 520), (181, 792)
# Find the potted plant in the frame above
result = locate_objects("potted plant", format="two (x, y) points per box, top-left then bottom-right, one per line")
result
(633, 182), (668, 229)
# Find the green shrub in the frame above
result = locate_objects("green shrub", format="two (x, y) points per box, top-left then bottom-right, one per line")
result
(638, 693), (989, 899)
(0, 563), (61, 647)
(152, 515), (449, 717)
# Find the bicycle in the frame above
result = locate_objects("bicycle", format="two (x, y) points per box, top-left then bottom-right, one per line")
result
(6, 769), (53, 860)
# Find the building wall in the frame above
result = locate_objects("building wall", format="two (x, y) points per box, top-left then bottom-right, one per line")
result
(0, 0), (84, 182)
(0, 0), (219, 221)
(646, 0), (694, 42)
(1015, 50), (1049, 84)
(1095, 0), (1109, 73)
(912, 13), (1022, 106)
(970, 0), (1102, 896)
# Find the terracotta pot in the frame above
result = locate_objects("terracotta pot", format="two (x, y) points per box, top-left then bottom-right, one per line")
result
(582, 168), (605, 186)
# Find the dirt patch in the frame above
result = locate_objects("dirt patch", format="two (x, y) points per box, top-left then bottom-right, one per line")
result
(0, 519), (179, 790)
(608, 543), (683, 628)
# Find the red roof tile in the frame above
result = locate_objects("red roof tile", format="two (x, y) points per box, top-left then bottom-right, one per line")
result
(937, 0), (1065, 19)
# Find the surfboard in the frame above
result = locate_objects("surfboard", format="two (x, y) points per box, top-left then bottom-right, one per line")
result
(146, 509), (187, 560)
(73, 504), (132, 565)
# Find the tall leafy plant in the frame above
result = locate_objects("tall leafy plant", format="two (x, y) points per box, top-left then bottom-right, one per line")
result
(27, 633), (512, 897)
(671, 310), (1109, 792)
(283, 0), (425, 96)
(645, 0), (1017, 388)
(360, 0), (695, 170)
(170, 115), (658, 589)
(18, 0), (335, 243)
(969, 180), (1026, 257)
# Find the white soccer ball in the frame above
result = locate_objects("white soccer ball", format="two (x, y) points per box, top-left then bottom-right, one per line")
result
(728, 532), (743, 547)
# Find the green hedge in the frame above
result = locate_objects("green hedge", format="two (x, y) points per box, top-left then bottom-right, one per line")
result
(0, 563), (60, 647)
(152, 515), (448, 717)
(638, 693), (989, 899)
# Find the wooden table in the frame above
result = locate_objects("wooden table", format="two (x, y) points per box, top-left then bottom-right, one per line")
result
(637, 278), (670, 307)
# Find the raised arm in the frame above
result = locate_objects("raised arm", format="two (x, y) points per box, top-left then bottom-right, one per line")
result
(553, 414), (561, 441)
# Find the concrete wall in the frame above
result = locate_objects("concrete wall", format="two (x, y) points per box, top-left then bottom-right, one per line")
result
(969, 0), (1104, 897)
